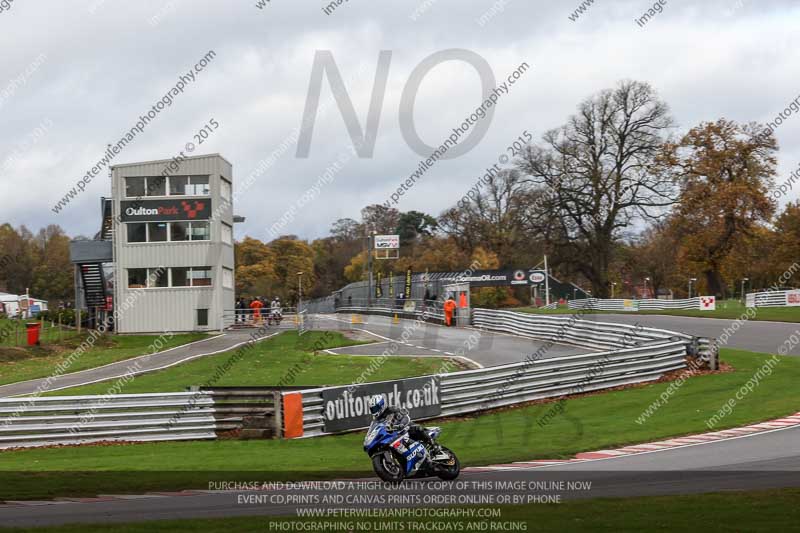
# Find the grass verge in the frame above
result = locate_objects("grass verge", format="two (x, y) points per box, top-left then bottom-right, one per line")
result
(516, 299), (800, 322)
(0, 348), (796, 500)
(0, 318), (82, 348)
(2, 488), (799, 532)
(44, 331), (456, 395)
(0, 332), (210, 387)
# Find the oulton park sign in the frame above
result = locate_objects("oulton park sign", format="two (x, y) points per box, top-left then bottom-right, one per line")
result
(120, 198), (212, 222)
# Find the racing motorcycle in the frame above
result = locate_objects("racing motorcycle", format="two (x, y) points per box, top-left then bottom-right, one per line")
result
(363, 419), (460, 482)
(268, 309), (283, 326)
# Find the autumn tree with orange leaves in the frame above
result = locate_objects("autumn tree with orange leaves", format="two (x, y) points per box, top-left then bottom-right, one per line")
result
(664, 119), (777, 296)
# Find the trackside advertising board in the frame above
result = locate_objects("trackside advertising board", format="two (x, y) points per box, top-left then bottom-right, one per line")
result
(321, 376), (441, 433)
(787, 290), (800, 307)
(374, 235), (400, 249)
(455, 269), (540, 287)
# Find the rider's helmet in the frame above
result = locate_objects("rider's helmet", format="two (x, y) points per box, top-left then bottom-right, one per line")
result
(368, 395), (387, 419)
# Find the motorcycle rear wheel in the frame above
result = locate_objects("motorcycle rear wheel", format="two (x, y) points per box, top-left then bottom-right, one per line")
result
(372, 452), (404, 483)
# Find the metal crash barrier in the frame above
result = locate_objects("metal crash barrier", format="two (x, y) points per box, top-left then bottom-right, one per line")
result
(1, 309), (712, 447)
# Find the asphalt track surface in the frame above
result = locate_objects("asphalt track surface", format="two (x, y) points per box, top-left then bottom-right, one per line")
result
(305, 314), (589, 367)
(0, 330), (281, 398)
(0, 314), (588, 398)
(0, 424), (797, 527)
(568, 313), (800, 356)
(0, 312), (797, 526)
(2, 310), (796, 398)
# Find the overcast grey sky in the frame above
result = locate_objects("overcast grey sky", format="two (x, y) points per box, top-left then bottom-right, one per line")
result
(0, 0), (798, 242)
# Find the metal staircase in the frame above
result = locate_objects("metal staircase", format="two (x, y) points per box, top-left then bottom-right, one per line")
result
(78, 263), (107, 308)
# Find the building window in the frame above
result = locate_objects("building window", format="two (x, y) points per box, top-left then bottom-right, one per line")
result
(187, 176), (210, 196)
(169, 176), (189, 196)
(190, 221), (210, 241)
(146, 176), (166, 196)
(126, 267), (212, 289)
(221, 178), (232, 201)
(148, 222), (168, 242)
(149, 267), (169, 288)
(170, 221), (190, 241)
(128, 269), (148, 288)
(190, 267), (212, 286)
(125, 175), (209, 197)
(222, 267), (233, 289)
(197, 308), (209, 327)
(127, 221), (208, 243)
(126, 177), (146, 197)
(127, 223), (147, 243)
(222, 222), (232, 245)
(172, 267), (189, 287)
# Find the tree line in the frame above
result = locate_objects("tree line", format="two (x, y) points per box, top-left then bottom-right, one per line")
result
(3, 81), (798, 305)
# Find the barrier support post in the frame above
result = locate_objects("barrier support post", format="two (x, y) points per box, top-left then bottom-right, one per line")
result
(273, 390), (283, 439)
(710, 343), (719, 371)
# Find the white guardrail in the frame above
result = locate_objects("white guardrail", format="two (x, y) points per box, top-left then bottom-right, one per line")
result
(0, 392), (217, 450)
(568, 297), (716, 311)
(0, 389), (279, 450)
(285, 308), (711, 438)
(335, 304), (447, 324)
(746, 289), (800, 308)
(0, 309), (711, 447)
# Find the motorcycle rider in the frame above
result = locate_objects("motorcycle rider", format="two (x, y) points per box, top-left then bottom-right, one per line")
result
(270, 297), (282, 323)
(368, 395), (448, 461)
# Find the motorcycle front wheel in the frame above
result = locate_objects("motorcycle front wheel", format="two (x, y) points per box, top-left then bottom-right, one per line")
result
(371, 452), (404, 483)
(436, 447), (460, 480)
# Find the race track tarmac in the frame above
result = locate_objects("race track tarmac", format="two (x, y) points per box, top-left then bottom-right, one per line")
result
(569, 313), (800, 356)
(0, 330), (279, 398)
(0, 424), (796, 527)
(306, 314), (590, 367)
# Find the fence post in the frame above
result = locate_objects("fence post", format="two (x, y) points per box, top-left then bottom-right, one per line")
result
(687, 337), (699, 358)
(709, 342), (719, 371)
(273, 390), (283, 439)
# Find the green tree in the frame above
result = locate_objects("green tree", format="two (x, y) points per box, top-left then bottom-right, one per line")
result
(0, 224), (35, 295)
(29, 225), (72, 301)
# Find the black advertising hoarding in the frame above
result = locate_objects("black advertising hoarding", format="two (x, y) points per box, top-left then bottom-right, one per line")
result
(119, 198), (212, 222)
(404, 267), (413, 299)
(455, 268), (545, 287)
(321, 376), (441, 433)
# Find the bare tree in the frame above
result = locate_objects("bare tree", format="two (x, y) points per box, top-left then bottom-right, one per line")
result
(516, 80), (676, 297)
(439, 169), (542, 265)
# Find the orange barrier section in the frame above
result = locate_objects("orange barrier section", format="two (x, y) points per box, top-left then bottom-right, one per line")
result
(283, 392), (304, 438)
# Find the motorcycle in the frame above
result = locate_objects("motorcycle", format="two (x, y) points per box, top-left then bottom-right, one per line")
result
(363, 419), (460, 482)
(268, 309), (283, 326)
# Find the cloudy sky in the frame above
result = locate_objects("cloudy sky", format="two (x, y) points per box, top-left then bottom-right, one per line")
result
(1, 0), (798, 242)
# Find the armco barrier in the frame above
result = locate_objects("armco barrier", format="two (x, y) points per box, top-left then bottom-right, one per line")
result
(0, 389), (279, 449)
(281, 308), (710, 438)
(568, 297), (715, 311)
(0, 392), (217, 449)
(336, 304), (446, 324)
(1, 310), (712, 446)
(746, 289), (800, 308)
